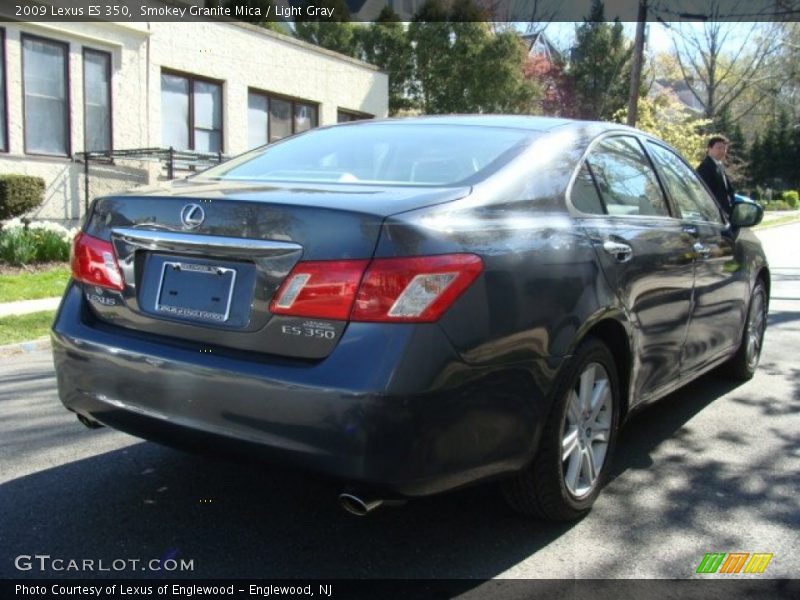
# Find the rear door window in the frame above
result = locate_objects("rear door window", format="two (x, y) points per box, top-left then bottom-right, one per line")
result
(646, 142), (725, 225)
(574, 136), (670, 217)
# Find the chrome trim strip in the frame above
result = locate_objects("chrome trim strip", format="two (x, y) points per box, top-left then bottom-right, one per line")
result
(111, 227), (302, 257)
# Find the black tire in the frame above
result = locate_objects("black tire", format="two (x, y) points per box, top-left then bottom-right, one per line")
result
(723, 279), (767, 381)
(502, 337), (621, 521)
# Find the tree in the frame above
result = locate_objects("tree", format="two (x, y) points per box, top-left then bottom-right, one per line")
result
(408, 0), (541, 114)
(567, 0), (633, 120)
(293, 0), (358, 56)
(614, 94), (709, 163)
(668, 3), (783, 124)
(357, 8), (414, 114)
(727, 122), (749, 185)
(524, 51), (574, 116)
(748, 133), (765, 189)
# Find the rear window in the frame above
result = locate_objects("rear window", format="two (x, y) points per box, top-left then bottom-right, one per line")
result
(200, 123), (532, 186)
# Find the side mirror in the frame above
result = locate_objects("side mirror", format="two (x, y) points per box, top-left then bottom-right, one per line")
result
(730, 201), (763, 228)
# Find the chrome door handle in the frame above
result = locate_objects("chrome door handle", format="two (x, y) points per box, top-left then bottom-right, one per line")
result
(683, 224), (699, 236)
(693, 242), (711, 258)
(603, 240), (634, 263)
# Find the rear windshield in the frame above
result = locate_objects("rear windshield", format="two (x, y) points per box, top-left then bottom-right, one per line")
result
(200, 123), (533, 186)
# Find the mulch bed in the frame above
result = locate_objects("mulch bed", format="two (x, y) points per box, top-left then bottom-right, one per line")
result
(0, 261), (69, 276)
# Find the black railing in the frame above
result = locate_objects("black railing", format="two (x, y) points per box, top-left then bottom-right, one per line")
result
(75, 147), (229, 212)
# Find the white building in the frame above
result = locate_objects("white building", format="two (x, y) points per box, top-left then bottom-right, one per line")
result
(0, 16), (388, 223)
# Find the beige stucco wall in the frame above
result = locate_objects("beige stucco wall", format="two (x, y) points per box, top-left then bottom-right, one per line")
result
(0, 19), (388, 223)
(148, 21), (388, 154)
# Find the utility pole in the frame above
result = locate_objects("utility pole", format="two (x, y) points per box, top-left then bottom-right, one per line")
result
(627, 0), (648, 127)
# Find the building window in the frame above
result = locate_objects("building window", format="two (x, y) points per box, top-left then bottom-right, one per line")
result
(83, 48), (111, 152)
(22, 35), (70, 156)
(247, 89), (318, 149)
(0, 29), (7, 152)
(337, 109), (373, 123)
(161, 70), (222, 152)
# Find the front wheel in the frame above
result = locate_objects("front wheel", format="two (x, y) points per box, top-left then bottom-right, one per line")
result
(502, 337), (620, 521)
(723, 280), (767, 381)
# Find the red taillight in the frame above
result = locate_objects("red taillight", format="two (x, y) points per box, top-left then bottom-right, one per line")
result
(352, 254), (483, 322)
(270, 254), (483, 323)
(71, 232), (124, 291)
(270, 260), (369, 320)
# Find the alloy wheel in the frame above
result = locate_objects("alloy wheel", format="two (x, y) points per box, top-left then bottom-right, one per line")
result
(561, 362), (613, 499)
(746, 287), (767, 370)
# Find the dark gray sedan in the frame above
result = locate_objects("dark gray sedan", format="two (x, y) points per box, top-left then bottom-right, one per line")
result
(52, 116), (768, 520)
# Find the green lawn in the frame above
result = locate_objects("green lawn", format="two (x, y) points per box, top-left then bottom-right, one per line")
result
(0, 310), (55, 345)
(755, 213), (800, 230)
(0, 266), (70, 302)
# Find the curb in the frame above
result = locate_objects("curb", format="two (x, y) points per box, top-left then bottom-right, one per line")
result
(0, 336), (51, 357)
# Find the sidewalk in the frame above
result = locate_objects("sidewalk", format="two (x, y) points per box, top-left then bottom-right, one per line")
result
(0, 297), (61, 318)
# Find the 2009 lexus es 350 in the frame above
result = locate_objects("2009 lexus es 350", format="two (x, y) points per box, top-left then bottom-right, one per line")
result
(52, 116), (768, 520)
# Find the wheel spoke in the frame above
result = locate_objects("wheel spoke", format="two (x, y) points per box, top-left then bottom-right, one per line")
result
(565, 448), (581, 492)
(562, 428), (580, 462)
(589, 379), (610, 421)
(578, 365), (596, 413)
(566, 391), (580, 425)
(581, 446), (598, 485)
(590, 425), (610, 443)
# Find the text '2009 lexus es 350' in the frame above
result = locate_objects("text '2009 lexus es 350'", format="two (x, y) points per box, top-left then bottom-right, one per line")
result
(52, 116), (768, 520)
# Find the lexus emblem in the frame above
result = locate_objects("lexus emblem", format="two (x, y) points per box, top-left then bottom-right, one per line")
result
(180, 204), (205, 229)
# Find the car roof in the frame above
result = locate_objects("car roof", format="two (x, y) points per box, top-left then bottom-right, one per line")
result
(344, 114), (638, 135)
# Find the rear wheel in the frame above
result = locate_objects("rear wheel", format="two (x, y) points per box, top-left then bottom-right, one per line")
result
(723, 280), (767, 381)
(502, 338), (620, 521)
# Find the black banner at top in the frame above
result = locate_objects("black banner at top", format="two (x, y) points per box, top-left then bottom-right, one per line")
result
(0, 0), (798, 23)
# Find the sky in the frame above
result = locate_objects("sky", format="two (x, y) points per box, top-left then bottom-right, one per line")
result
(538, 21), (757, 56)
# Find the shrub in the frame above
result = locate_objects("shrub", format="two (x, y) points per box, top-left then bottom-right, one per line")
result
(764, 200), (791, 211)
(0, 219), (75, 265)
(781, 190), (799, 209)
(0, 228), (38, 265)
(0, 175), (46, 220)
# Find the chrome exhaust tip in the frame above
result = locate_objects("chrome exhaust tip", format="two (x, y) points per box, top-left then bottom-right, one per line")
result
(338, 493), (384, 516)
(77, 414), (103, 429)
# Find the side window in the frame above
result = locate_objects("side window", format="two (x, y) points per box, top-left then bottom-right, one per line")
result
(584, 136), (670, 217)
(570, 163), (605, 214)
(646, 142), (724, 225)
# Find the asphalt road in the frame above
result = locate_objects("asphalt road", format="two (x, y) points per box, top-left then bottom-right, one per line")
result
(1, 224), (798, 582)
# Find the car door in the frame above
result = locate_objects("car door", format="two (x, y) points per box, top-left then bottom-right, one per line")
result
(645, 141), (747, 378)
(571, 135), (697, 404)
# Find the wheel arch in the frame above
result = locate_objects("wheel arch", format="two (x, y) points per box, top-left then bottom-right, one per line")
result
(573, 316), (634, 425)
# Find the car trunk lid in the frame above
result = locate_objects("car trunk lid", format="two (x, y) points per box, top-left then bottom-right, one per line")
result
(77, 181), (469, 359)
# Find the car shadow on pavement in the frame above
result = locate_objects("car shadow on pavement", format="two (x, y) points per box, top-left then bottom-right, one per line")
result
(1, 368), (797, 581)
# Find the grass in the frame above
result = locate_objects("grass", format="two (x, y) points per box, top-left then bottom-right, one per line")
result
(755, 213), (800, 230)
(0, 266), (70, 302)
(0, 310), (55, 345)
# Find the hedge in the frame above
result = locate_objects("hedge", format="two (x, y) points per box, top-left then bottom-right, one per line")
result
(781, 190), (799, 209)
(0, 174), (45, 220)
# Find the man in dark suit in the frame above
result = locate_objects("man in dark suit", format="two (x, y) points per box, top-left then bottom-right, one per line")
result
(697, 135), (736, 216)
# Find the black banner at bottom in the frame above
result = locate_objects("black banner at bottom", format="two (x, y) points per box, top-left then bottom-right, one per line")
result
(4, 579), (799, 600)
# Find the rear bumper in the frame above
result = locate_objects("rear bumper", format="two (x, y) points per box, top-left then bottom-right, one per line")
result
(52, 283), (561, 497)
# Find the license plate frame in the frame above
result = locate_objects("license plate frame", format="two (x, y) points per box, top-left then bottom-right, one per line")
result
(155, 261), (237, 323)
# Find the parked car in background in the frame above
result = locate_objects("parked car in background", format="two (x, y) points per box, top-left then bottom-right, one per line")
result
(52, 116), (768, 520)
